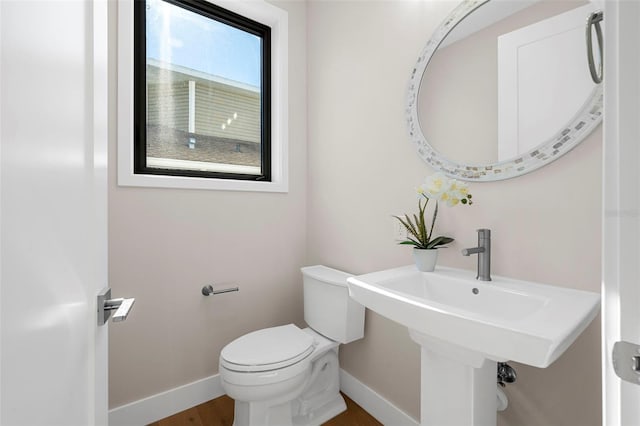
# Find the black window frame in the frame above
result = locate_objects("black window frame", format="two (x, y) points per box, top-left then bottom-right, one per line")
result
(133, 0), (272, 182)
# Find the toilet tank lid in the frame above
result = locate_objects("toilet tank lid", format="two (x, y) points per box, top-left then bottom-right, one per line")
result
(221, 324), (314, 369)
(300, 265), (352, 287)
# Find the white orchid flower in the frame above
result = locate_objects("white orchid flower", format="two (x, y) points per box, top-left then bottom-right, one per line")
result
(418, 173), (471, 207)
(419, 172), (448, 200)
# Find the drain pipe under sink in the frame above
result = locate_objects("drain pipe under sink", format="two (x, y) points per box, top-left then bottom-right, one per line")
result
(496, 386), (508, 411)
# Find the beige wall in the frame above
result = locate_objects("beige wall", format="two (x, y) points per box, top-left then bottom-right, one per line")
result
(307, 1), (601, 425)
(108, 0), (308, 408)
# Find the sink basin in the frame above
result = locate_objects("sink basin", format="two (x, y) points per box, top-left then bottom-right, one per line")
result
(347, 265), (600, 368)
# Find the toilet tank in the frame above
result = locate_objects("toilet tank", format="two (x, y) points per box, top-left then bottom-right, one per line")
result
(301, 265), (365, 344)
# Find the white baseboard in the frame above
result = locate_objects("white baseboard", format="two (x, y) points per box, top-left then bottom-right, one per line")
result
(339, 369), (419, 426)
(108, 374), (225, 426)
(108, 369), (418, 426)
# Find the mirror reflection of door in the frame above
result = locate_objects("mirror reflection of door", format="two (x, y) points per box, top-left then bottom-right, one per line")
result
(497, 3), (598, 161)
(419, 0), (600, 166)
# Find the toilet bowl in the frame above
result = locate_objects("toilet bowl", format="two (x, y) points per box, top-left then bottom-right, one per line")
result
(219, 266), (365, 426)
(220, 325), (343, 426)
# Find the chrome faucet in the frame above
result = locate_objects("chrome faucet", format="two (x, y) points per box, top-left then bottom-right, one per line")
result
(461, 229), (491, 281)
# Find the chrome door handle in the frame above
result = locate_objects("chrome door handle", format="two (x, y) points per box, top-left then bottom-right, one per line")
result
(98, 288), (135, 326)
(612, 341), (640, 384)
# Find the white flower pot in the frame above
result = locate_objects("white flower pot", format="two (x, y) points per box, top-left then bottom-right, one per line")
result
(413, 248), (438, 272)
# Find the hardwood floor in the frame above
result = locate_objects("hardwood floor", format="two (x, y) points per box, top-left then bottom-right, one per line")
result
(148, 393), (382, 426)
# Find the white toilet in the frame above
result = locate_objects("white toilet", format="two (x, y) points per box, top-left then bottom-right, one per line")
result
(219, 265), (365, 426)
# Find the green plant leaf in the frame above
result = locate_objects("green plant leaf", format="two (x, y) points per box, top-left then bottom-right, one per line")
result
(412, 213), (425, 245)
(426, 235), (455, 249)
(393, 215), (411, 234)
(429, 200), (438, 242)
(418, 198), (430, 246)
(403, 214), (420, 241)
(394, 199), (437, 248)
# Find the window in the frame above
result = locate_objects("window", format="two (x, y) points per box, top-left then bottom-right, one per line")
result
(118, 0), (288, 192)
(136, 0), (270, 181)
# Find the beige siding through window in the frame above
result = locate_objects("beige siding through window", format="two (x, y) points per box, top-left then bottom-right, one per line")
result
(146, 63), (261, 145)
(194, 82), (260, 144)
(147, 81), (189, 132)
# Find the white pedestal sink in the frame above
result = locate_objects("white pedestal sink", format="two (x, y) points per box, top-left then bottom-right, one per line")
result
(347, 265), (600, 426)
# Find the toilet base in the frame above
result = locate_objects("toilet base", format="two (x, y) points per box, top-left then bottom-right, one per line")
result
(232, 393), (345, 426)
(292, 393), (346, 426)
(233, 400), (292, 426)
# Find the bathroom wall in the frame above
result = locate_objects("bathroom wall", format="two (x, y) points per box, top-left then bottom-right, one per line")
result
(307, 2), (602, 425)
(107, 0), (308, 408)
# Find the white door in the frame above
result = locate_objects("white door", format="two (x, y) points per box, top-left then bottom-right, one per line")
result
(603, 1), (640, 425)
(0, 1), (108, 425)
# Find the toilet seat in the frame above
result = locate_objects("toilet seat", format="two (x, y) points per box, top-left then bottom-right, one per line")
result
(220, 324), (316, 373)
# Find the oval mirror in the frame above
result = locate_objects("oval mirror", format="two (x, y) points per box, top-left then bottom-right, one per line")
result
(407, 0), (603, 181)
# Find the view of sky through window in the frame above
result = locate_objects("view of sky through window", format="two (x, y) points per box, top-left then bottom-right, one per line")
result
(145, 0), (262, 88)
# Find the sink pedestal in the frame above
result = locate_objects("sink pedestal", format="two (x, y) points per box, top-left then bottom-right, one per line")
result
(410, 330), (498, 426)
